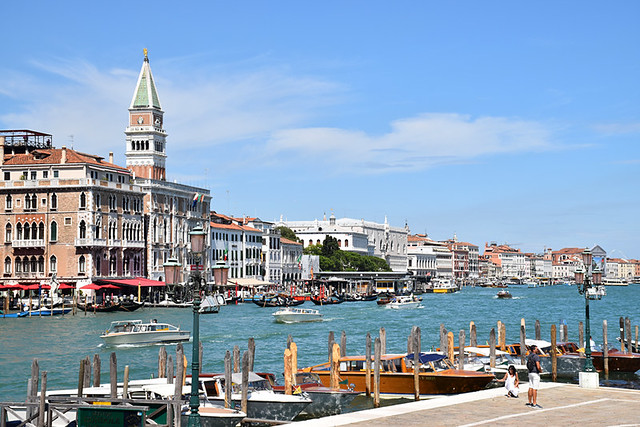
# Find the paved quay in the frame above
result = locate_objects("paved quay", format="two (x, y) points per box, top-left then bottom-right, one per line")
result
(293, 383), (640, 426)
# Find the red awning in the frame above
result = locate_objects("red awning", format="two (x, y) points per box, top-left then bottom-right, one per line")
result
(58, 283), (75, 290)
(102, 277), (166, 287)
(80, 283), (102, 290)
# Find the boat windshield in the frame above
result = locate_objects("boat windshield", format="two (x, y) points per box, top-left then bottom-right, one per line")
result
(107, 321), (141, 334)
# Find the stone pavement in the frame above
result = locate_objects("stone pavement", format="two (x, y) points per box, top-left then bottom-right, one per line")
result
(292, 382), (640, 426)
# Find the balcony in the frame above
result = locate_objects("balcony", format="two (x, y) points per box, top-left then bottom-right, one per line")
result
(122, 240), (145, 249)
(12, 239), (45, 248)
(74, 238), (107, 247)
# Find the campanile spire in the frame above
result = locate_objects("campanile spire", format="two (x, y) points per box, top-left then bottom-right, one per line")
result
(125, 49), (167, 180)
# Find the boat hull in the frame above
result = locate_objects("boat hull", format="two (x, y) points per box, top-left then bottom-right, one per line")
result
(16, 308), (72, 317)
(386, 302), (420, 309)
(309, 369), (494, 395)
(181, 407), (245, 427)
(101, 330), (190, 346)
(273, 313), (322, 323)
(206, 396), (310, 422)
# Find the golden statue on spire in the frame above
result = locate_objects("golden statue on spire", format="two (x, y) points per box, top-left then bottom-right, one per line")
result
(143, 48), (148, 59)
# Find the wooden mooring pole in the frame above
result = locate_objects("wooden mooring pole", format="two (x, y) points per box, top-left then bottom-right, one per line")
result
(374, 337), (381, 408)
(626, 317), (632, 355)
(551, 324), (557, 382)
(365, 332), (372, 398)
(109, 352), (117, 399)
(93, 354), (101, 387)
(620, 317), (625, 353)
(579, 322), (584, 352)
(330, 343), (340, 390)
(248, 337), (256, 371)
(224, 351), (232, 408)
(380, 327), (386, 355)
(535, 319), (541, 340)
(241, 352), (249, 415)
(413, 327), (421, 401)
(489, 328), (496, 368)
(341, 331), (347, 357)
(284, 348), (292, 395)
(603, 320), (609, 375)
(469, 321), (477, 348)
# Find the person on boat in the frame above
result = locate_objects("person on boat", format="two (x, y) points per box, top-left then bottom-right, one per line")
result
(497, 365), (519, 398)
(526, 345), (543, 409)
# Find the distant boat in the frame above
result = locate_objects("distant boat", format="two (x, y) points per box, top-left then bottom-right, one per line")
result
(424, 279), (459, 293)
(100, 319), (190, 346)
(1, 308), (72, 318)
(199, 295), (220, 314)
(272, 307), (322, 323)
(496, 290), (512, 299)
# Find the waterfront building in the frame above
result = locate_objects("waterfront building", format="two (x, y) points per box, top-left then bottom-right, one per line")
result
(0, 130), (144, 287)
(280, 213), (409, 272)
(615, 258), (635, 280)
(125, 51), (211, 283)
(483, 242), (529, 279)
(442, 235), (479, 281)
(281, 237), (303, 286)
(479, 256), (500, 279)
(407, 234), (439, 280)
(605, 258), (621, 279)
(242, 217), (282, 285)
(209, 212), (262, 284)
(526, 253), (553, 280)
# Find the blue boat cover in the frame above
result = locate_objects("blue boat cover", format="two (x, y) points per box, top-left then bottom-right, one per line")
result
(405, 352), (447, 363)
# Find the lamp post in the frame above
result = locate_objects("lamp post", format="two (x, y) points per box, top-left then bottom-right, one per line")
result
(163, 257), (182, 301)
(574, 248), (605, 388)
(212, 260), (230, 289)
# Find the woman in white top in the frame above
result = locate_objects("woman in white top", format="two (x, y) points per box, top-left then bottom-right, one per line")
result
(498, 365), (519, 397)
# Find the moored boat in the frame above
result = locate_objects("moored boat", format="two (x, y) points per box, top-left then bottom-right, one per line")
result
(269, 372), (360, 417)
(100, 319), (190, 346)
(272, 307), (323, 323)
(424, 279), (459, 293)
(310, 296), (344, 306)
(300, 352), (495, 395)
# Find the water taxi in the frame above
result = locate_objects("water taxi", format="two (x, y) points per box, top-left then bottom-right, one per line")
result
(100, 319), (190, 346)
(386, 294), (421, 309)
(272, 307), (323, 323)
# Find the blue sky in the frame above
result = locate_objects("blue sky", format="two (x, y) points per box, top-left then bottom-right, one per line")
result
(1, 1), (638, 258)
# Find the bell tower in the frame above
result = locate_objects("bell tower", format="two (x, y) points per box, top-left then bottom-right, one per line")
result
(125, 49), (167, 180)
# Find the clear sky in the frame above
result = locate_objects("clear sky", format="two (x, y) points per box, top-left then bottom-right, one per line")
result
(1, 1), (638, 258)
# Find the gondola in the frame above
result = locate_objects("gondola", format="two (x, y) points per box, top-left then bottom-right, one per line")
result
(77, 303), (121, 312)
(117, 301), (144, 312)
(252, 296), (304, 308)
(310, 296), (344, 306)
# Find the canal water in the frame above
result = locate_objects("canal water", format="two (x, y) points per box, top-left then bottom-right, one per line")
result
(0, 284), (638, 401)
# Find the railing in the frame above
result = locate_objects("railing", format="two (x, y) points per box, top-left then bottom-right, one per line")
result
(74, 238), (107, 247)
(121, 240), (145, 248)
(12, 239), (45, 248)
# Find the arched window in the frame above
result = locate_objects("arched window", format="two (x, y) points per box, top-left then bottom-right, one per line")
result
(4, 257), (11, 274)
(24, 223), (30, 240)
(30, 222), (37, 240)
(5, 223), (11, 243)
(316, 239), (321, 245)
(79, 220), (87, 239)
(79, 192), (86, 210)
(50, 193), (57, 210)
(15, 256), (21, 273)
(38, 256), (44, 273)
(31, 195), (37, 209)
(345, 239), (349, 248)
(38, 223), (44, 240)
(5, 195), (12, 210)
(50, 255), (57, 273)
(109, 254), (117, 275)
(78, 255), (86, 273)
(338, 239), (342, 247)
(50, 221), (58, 241)
(309, 240), (313, 246)
(16, 223), (22, 240)
(131, 141), (135, 151)
(94, 217), (101, 239)
(30, 256), (37, 273)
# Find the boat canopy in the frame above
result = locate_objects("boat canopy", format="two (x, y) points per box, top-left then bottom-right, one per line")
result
(405, 352), (448, 363)
(212, 372), (266, 384)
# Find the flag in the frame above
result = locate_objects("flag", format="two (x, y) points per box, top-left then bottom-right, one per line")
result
(296, 254), (302, 269)
(224, 245), (228, 261)
(293, 386), (302, 394)
(192, 193), (199, 208)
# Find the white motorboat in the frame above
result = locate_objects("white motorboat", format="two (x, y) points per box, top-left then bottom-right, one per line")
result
(100, 319), (190, 346)
(386, 294), (421, 309)
(198, 372), (311, 423)
(199, 295), (220, 314)
(272, 307), (323, 323)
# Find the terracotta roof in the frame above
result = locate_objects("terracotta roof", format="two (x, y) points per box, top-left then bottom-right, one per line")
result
(209, 221), (260, 233)
(3, 148), (129, 172)
(281, 237), (302, 246)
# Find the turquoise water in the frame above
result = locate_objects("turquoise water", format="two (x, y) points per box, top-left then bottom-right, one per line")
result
(0, 284), (638, 401)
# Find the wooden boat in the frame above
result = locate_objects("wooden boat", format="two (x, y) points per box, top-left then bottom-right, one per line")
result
(77, 302), (121, 312)
(386, 294), (421, 309)
(269, 372), (360, 417)
(2, 308), (72, 318)
(300, 352), (495, 395)
(253, 295), (304, 308)
(272, 307), (322, 323)
(310, 296), (344, 306)
(100, 319), (190, 346)
(117, 301), (144, 312)
(496, 290), (512, 299)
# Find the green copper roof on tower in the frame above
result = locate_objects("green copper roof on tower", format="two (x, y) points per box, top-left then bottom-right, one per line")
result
(130, 49), (162, 110)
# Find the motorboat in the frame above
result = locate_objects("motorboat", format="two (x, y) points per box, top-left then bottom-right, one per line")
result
(424, 279), (459, 293)
(301, 352), (495, 395)
(462, 346), (528, 377)
(198, 372), (311, 423)
(386, 294), (421, 309)
(100, 319), (190, 346)
(269, 372), (360, 417)
(181, 406), (246, 427)
(496, 290), (512, 299)
(272, 307), (323, 323)
(199, 295), (220, 314)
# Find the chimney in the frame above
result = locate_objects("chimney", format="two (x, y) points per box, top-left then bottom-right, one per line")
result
(109, 152), (114, 164)
(61, 146), (67, 164)
(0, 136), (4, 166)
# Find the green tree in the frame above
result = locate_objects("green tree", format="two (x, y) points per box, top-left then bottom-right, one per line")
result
(321, 236), (340, 257)
(275, 226), (300, 243)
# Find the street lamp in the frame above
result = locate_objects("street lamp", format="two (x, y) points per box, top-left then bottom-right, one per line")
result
(188, 224), (206, 426)
(574, 248), (606, 388)
(163, 257), (182, 300)
(212, 260), (230, 288)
